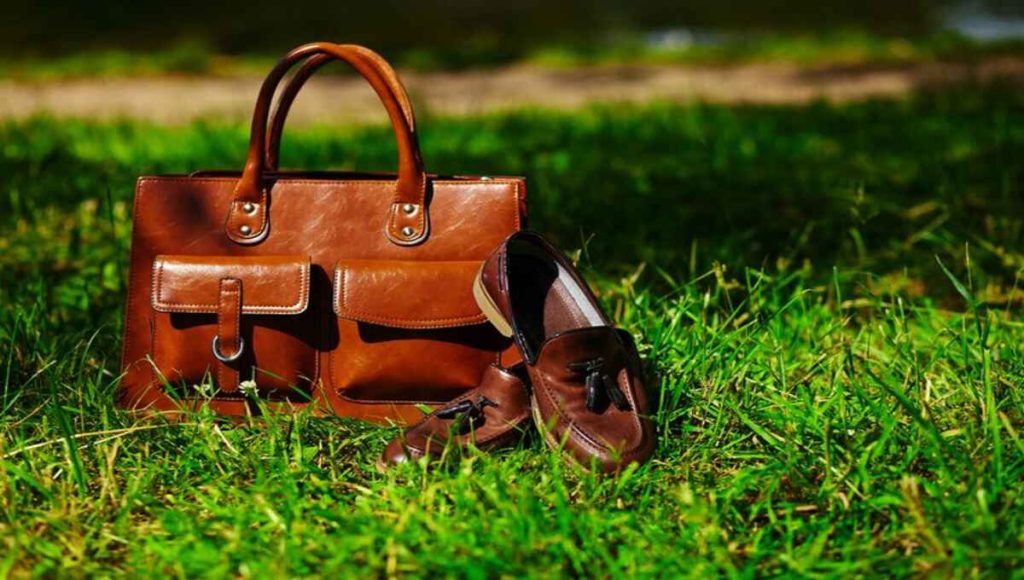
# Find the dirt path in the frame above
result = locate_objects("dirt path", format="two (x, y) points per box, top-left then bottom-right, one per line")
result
(4, 58), (1023, 125)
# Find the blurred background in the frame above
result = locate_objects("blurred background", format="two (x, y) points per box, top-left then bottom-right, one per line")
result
(2, 0), (1024, 124)
(4, 0), (1024, 66)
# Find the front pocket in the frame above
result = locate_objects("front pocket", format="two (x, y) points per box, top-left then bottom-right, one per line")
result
(331, 259), (509, 402)
(151, 255), (319, 400)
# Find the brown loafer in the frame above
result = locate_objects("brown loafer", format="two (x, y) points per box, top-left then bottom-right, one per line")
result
(378, 364), (531, 469)
(473, 231), (656, 473)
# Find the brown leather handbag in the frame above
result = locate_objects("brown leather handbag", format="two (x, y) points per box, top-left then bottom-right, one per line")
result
(118, 42), (525, 423)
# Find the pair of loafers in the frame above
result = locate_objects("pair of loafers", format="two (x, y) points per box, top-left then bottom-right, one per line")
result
(380, 231), (656, 474)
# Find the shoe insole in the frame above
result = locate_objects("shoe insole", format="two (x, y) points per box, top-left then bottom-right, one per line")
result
(508, 245), (606, 355)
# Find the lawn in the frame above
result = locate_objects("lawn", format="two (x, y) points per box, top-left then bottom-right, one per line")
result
(1, 84), (1023, 576)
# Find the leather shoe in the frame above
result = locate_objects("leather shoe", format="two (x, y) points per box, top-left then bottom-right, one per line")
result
(473, 231), (656, 473)
(378, 364), (531, 469)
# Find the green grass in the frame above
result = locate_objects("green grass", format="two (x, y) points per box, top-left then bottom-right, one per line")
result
(2, 84), (1024, 575)
(3, 31), (1022, 80)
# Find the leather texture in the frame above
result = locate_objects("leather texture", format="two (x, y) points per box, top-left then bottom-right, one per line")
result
(228, 43), (428, 246)
(379, 364), (531, 468)
(149, 254), (318, 401)
(215, 277), (243, 393)
(476, 232), (656, 473)
(334, 260), (486, 328)
(119, 42), (525, 423)
(152, 255), (310, 314)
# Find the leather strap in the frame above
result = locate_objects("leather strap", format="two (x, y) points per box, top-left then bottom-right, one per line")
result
(227, 42), (429, 247)
(265, 50), (416, 170)
(215, 278), (243, 393)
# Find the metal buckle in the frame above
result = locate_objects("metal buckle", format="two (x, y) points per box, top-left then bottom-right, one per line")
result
(211, 336), (245, 363)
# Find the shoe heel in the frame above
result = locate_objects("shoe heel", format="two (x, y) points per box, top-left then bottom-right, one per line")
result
(473, 267), (514, 337)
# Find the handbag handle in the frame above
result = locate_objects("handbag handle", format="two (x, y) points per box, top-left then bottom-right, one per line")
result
(227, 42), (429, 246)
(265, 51), (415, 170)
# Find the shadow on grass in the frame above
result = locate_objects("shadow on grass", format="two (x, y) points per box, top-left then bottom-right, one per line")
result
(1, 82), (1022, 311)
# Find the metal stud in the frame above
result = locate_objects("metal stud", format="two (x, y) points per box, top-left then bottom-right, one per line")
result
(239, 225), (252, 235)
(480, 176), (492, 181)
(402, 203), (416, 215)
(243, 202), (256, 214)
(401, 226), (415, 238)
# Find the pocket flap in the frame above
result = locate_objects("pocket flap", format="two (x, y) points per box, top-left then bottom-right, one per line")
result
(152, 255), (310, 314)
(334, 259), (486, 329)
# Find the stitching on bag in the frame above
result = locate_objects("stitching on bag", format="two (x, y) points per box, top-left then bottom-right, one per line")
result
(252, 186), (268, 235)
(333, 265), (487, 326)
(231, 278), (241, 354)
(216, 279), (225, 356)
(216, 278), (242, 391)
(154, 262), (307, 312)
(151, 285), (163, 389)
(137, 176), (523, 188)
(386, 172), (427, 227)
(215, 278), (238, 356)
(418, 176), (427, 233)
(223, 185), (268, 243)
(122, 178), (145, 375)
(144, 271), (319, 401)
(153, 261), (309, 314)
(327, 337), (336, 394)
(124, 180), (144, 342)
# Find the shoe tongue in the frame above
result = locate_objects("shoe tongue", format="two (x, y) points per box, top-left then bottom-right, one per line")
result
(536, 326), (623, 369)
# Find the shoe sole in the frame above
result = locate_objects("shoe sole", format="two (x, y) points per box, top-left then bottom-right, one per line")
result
(473, 266), (514, 337)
